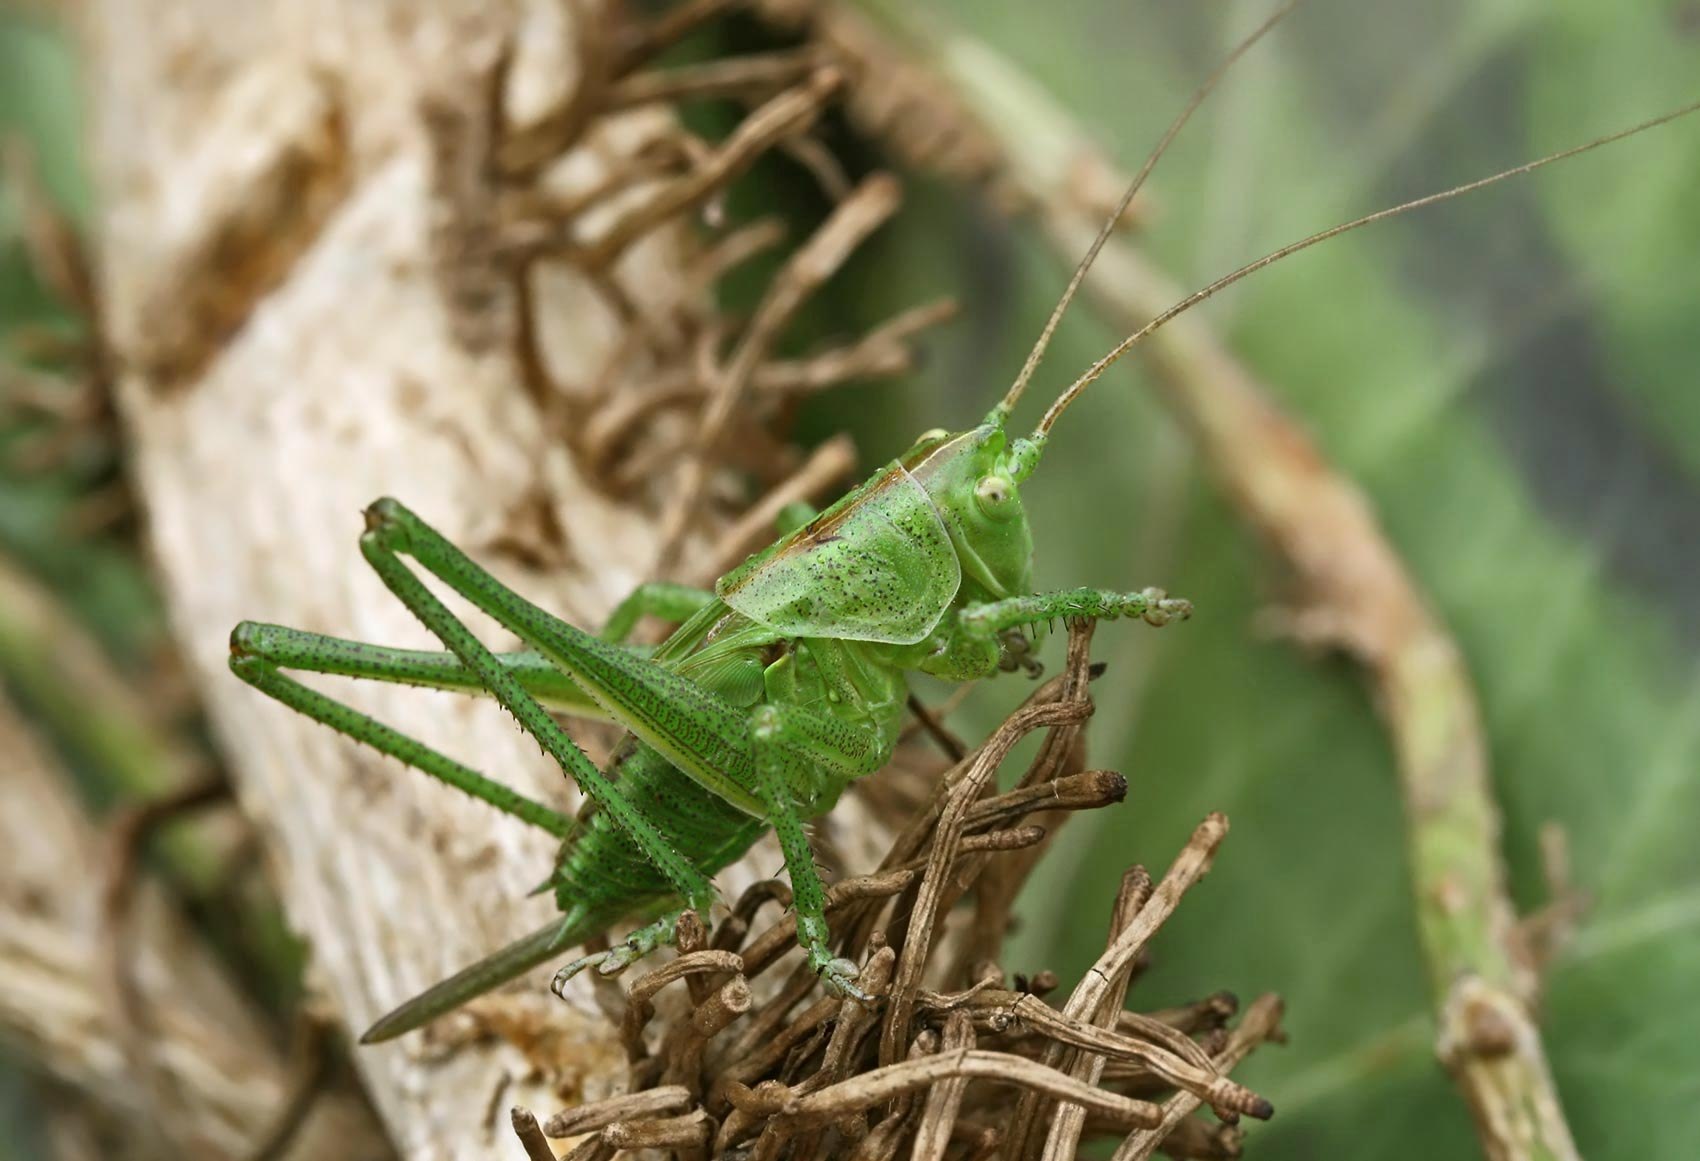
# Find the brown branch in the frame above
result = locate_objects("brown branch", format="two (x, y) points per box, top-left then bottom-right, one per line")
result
(244, 1014), (337, 1161)
(1058, 818), (1231, 1046)
(910, 1009), (976, 1161)
(509, 1106), (559, 1161)
(578, 217), (790, 451)
(610, 48), (831, 110)
(604, 1107), (712, 1149)
(1111, 994), (1286, 1161)
(517, 625), (1274, 1158)
(97, 776), (232, 1141)
(619, 949), (746, 1064)
(1011, 821), (1236, 1159)
(878, 624), (1099, 1068)
(904, 691), (969, 763)
(761, 1048), (1162, 1131)
(784, 946), (896, 1160)
(582, 297), (952, 474)
(1036, 868), (1147, 1161)
(496, 3), (612, 181)
(652, 170), (903, 574)
(611, 0), (740, 75)
(949, 663), (1098, 982)
(576, 69), (845, 271)
(542, 1087), (694, 1138)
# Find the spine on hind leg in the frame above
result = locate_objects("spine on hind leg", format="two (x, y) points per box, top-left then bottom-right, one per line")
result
(359, 903), (599, 1043)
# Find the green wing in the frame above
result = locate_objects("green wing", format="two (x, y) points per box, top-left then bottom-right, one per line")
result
(717, 464), (961, 645)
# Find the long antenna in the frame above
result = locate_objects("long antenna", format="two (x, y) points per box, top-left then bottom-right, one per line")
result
(1036, 95), (1700, 436)
(993, 0), (1300, 422)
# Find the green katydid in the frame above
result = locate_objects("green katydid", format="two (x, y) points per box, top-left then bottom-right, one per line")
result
(227, 2), (1700, 1043)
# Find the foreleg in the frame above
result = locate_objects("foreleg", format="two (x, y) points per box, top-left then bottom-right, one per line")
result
(960, 586), (1192, 638)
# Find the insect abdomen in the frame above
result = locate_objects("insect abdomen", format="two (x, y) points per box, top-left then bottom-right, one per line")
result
(549, 740), (767, 916)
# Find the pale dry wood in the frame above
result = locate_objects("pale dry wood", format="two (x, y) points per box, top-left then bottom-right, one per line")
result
(0, 696), (383, 1159)
(75, 2), (898, 1157)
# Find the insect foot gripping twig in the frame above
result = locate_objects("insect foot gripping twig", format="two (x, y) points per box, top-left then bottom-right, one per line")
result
(513, 622), (1283, 1160)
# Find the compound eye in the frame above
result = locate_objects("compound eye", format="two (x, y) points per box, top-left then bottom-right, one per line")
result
(975, 474), (1015, 517)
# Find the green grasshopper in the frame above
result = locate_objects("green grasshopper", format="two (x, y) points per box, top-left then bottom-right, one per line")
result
(227, 7), (1700, 1042)
(229, 433), (1191, 1043)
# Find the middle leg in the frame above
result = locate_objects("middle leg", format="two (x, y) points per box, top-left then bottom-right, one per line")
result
(747, 701), (884, 1000)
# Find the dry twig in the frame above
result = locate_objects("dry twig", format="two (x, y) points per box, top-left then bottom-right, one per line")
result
(513, 624), (1279, 1160)
(652, 171), (904, 574)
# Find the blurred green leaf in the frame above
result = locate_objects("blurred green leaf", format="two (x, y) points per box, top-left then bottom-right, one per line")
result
(1, 12), (160, 660)
(812, 0), (1700, 1153)
(0, 13), (87, 217)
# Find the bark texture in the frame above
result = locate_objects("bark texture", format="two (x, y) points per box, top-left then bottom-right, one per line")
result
(83, 2), (721, 1154)
(0, 696), (382, 1159)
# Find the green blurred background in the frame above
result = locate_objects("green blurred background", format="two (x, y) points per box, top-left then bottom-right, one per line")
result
(4, 0), (1698, 1157)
